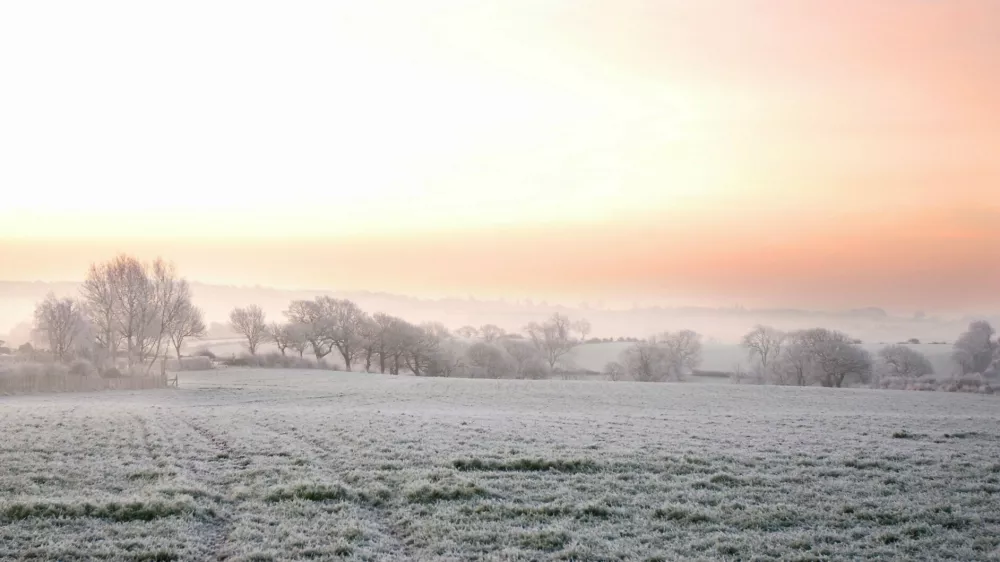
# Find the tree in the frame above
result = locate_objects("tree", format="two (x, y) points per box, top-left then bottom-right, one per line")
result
(952, 321), (996, 375)
(741, 325), (785, 382)
(404, 323), (445, 376)
(109, 255), (159, 368)
(381, 317), (413, 375)
(573, 319), (592, 343)
(230, 305), (267, 355)
(875, 344), (933, 384)
(775, 333), (814, 386)
(524, 313), (578, 370)
(466, 342), (514, 378)
(358, 315), (378, 372)
(620, 341), (668, 382)
(285, 323), (310, 358)
(167, 304), (206, 367)
(325, 298), (366, 371)
(81, 260), (121, 368)
(775, 328), (870, 387)
(266, 322), (291, 356)
(371, 312), (401, 373)
(656, 330), (702, 381)
(426, 341), (468, 377)
(286, 299), (335, 361)
(814, 338), (872, 388)
(147, 258), (193, 375)
(455, 325), (479, 339)
(479, 324), (505, 343)
(603, 361), (626, 381)
(33, 293), (85, 362)
(501, 338), (548, 379)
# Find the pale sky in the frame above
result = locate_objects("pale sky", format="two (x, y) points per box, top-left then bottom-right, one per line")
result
(1, 1), (998, 312)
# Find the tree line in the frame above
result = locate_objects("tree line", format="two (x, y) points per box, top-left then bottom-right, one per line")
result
(228, 299), (592, 379)
(735, 322), (998, 389)
(22, 254), (999, 388)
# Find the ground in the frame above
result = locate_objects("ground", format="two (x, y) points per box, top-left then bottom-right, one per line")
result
(1, 369), (999, 561)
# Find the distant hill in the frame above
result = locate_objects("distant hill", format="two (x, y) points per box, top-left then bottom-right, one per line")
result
(1, 280), (995, 347)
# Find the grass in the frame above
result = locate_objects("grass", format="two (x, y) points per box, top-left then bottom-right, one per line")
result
(0, 367), (998, 560)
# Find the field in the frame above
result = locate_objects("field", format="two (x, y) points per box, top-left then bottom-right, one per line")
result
(1, 370), (999, 561)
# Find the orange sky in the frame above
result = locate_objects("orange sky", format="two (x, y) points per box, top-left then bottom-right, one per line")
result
(1, 1), (998, 312)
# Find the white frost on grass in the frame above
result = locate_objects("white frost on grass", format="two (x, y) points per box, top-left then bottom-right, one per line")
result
(0, 368), (998, 560)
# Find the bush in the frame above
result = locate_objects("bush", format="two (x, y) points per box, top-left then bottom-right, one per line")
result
(101, 367), (124, 379)
(68, 359), (97, 377)
(192, 349), (216, 360)
(220, 353), (331, 370)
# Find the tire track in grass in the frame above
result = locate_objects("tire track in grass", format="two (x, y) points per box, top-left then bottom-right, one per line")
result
(161, 410), (248, 560)
(250, 411), (418, 561)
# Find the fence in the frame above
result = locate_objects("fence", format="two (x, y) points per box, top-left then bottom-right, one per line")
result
(0, 374), (168, 395)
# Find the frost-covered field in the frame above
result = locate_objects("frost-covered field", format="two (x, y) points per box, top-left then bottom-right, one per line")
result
(1, 369), (999, 561)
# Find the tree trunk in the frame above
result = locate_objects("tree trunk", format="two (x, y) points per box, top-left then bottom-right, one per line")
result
(174, 342), (184, 370)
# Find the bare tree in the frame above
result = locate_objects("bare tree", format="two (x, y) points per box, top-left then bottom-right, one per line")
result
(426, 341), (468, 377)
(371, 312), (400, 373)
(952, 321), (996, 375)
(573, 319), (592, 343)
(230, 305), (267, 355)
(814, 338), (872, 388)
(479, 324), (505, 343)
(286, 299), (335, 361)
(620, 341), (667, 382)
(358, 314), (378, 372)
(656, 330), (702, 381)
(875, 344), (933, 385)
(775, 334), (813, 386)
(524, 313), (578, 370)
(782, 328), (871, 388)
(81, 261), (120, 368)
(33, 293), (85, 362)
(455, 325), (479, 339)
(108, 255), (159, 369)
(404, 323), (445, 376)
(741, 325), (785, 382)
(167, 304), (206, 367)
(286, 323), (310, 358)
(466, 342), (514, 378)
(382, 316), (413, 375)
(603, 361), (626, 381)
(267, 322), (292, 356)
(147, 258), (192, 375)
(501, 338), (548, 379)
(325, 298), (366, 371)
(422, 322), (451, 341)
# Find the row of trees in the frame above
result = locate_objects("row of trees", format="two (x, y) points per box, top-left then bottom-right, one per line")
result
(737, 321), (998, 388)
(31, 256), (206, 374)
(602, 330), (704, 382)
(227, 299), (593, 378)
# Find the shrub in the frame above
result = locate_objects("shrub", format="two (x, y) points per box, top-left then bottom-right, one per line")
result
(193, 349), (216, 360)
(101, 367), (124, 379)
(68, 359), (97, 377)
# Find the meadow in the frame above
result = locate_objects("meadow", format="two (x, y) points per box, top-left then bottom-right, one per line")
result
(1, 369), (998, 561)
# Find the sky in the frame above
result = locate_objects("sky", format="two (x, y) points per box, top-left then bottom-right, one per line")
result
(1, 0), (998, 313)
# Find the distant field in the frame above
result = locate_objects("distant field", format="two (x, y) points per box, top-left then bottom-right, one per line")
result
(1, 370), (998, 560)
